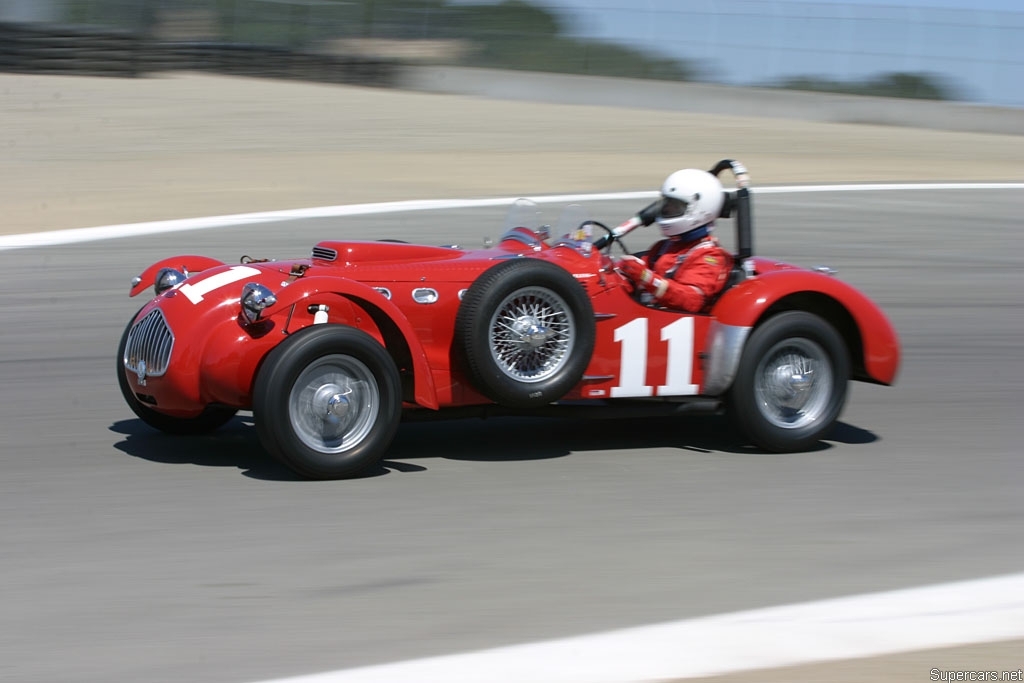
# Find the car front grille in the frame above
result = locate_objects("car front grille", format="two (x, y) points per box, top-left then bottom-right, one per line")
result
(124, 309), (174, 378)
(311, 246), (338, 262)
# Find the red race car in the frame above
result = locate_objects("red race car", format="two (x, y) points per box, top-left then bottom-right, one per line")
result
(118, 161), (900, 479)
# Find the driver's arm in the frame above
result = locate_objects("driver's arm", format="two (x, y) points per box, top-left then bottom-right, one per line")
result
(620, 245), (732, 312)
(656, 247), (733, 312)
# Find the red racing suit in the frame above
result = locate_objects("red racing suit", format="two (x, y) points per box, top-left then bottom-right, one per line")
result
(618, 233), (733, 313)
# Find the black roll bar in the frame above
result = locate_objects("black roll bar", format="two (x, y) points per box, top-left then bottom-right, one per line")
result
(708, 159), (753, 261)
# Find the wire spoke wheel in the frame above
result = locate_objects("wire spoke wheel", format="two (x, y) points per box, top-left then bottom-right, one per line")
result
(489, 287), (575, 383)
(455, 259), (595, 408)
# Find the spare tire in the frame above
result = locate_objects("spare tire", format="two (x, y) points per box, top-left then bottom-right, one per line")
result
(455, 259), (595, 408)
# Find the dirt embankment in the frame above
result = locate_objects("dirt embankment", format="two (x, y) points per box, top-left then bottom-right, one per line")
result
(2, 72), (1022, 235)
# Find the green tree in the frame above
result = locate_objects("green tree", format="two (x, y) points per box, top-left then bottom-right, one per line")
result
(776, 72), (957, 101)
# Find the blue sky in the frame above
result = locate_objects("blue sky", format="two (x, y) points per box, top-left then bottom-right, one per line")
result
(527, 0), (1024, 106)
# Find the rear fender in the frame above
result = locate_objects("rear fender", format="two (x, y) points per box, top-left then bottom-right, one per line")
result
(129, 255), (226, 298)
(710, 270), (900, 385)
(264, 275), (439, 410)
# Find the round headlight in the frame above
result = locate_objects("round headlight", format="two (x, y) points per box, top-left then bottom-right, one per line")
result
(155, 268), (186, 295)
(240, 282), (277, 323)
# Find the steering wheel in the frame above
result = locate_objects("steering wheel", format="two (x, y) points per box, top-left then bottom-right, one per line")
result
(581, 220), (629, 256)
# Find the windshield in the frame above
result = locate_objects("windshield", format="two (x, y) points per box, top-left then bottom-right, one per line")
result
(555, 204), (590, 241)
(503, 198), (544, 233)
(551, 203), (599, 257)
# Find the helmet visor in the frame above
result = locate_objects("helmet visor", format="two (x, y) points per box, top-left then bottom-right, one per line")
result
(659, 196), (688, 220)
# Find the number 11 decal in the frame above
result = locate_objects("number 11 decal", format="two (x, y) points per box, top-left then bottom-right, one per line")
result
(610, 317), (698, 398)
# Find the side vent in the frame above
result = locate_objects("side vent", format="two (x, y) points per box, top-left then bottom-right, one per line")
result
(311, 246), (338, 262)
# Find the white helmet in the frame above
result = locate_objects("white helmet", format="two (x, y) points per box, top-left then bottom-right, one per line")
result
(656, 169), (725, 238)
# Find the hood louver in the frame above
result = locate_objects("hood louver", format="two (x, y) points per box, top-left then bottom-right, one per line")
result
(311, 246), (338, 262)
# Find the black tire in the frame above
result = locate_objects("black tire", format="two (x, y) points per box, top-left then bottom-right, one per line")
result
(253, 325), (402, 480)
(728, 311), (849, 452)
(455, 259), (596, 408)
(117, 312), (237, 435)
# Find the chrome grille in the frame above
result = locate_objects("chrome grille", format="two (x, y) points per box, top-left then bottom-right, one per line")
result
(124, 309), (174, 378)
(311, 246), (338, 262)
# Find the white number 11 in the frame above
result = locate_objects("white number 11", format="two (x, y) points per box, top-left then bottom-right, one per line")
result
(610, 317), (698, 398)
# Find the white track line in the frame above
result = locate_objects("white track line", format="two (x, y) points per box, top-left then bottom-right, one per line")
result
(252, 572), (1024, 683)
(2, 183), (1021, 252)
(0, 193), (647, 252)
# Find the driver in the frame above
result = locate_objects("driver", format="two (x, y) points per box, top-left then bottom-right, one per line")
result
(616, 168), (733, 312)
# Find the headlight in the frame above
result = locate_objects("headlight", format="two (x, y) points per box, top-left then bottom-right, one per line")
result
(240, 282), (277, 323)
(154, 267), (187, 295)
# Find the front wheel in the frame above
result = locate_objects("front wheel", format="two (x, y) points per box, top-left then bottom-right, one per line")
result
(253, 325), (402, 480)
(117, 312), (237, 435)
(728, 311), (849, 452)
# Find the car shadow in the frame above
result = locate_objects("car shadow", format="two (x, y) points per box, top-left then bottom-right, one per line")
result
(110, 417), (429, 481)
(388, 414), (877, 463)
(111, 414), (878, 481)
(110, 417), (301, 481)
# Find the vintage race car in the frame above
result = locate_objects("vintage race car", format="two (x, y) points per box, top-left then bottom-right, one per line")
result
(118, 161), (900, 479)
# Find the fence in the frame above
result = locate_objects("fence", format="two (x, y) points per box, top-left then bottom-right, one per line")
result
(0, 20), (398, 86)
(0, 21), (143, 76)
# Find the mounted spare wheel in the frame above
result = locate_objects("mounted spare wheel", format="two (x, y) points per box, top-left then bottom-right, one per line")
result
(455, 259), (596, 408)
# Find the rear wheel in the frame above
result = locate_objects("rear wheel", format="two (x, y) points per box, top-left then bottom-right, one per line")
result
(253, 325), (402, 480)
(729, 311), (849, 452)
(116, 312), (236, 435)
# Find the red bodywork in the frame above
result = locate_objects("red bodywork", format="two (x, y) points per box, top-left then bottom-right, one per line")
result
(124, 231), (900, 418)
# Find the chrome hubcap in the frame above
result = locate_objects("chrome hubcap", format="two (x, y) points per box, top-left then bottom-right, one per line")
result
(290, 355), (379, 454)
(311, 384), (352, 421)
(755, 338), (833, 429)
(768, 356), (815, 407)
(510, 315), (554, 351)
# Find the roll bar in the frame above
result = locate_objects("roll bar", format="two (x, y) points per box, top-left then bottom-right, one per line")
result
(708, 159), (753, 260)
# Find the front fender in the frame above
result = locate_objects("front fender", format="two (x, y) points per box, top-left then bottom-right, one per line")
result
(130, 255), (226, 298)
(264, 275), (439, 410)
(711, 270), (900, 385)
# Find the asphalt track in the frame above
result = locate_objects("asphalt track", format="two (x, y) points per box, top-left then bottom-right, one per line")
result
(1, 186), (1021, 682)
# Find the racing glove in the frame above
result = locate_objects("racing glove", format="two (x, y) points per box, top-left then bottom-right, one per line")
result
(617, 255), (669, 299)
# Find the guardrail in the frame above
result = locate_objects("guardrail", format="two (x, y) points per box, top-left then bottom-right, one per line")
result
(0, 22), (398, 86)
(0, 22), (143, 76)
